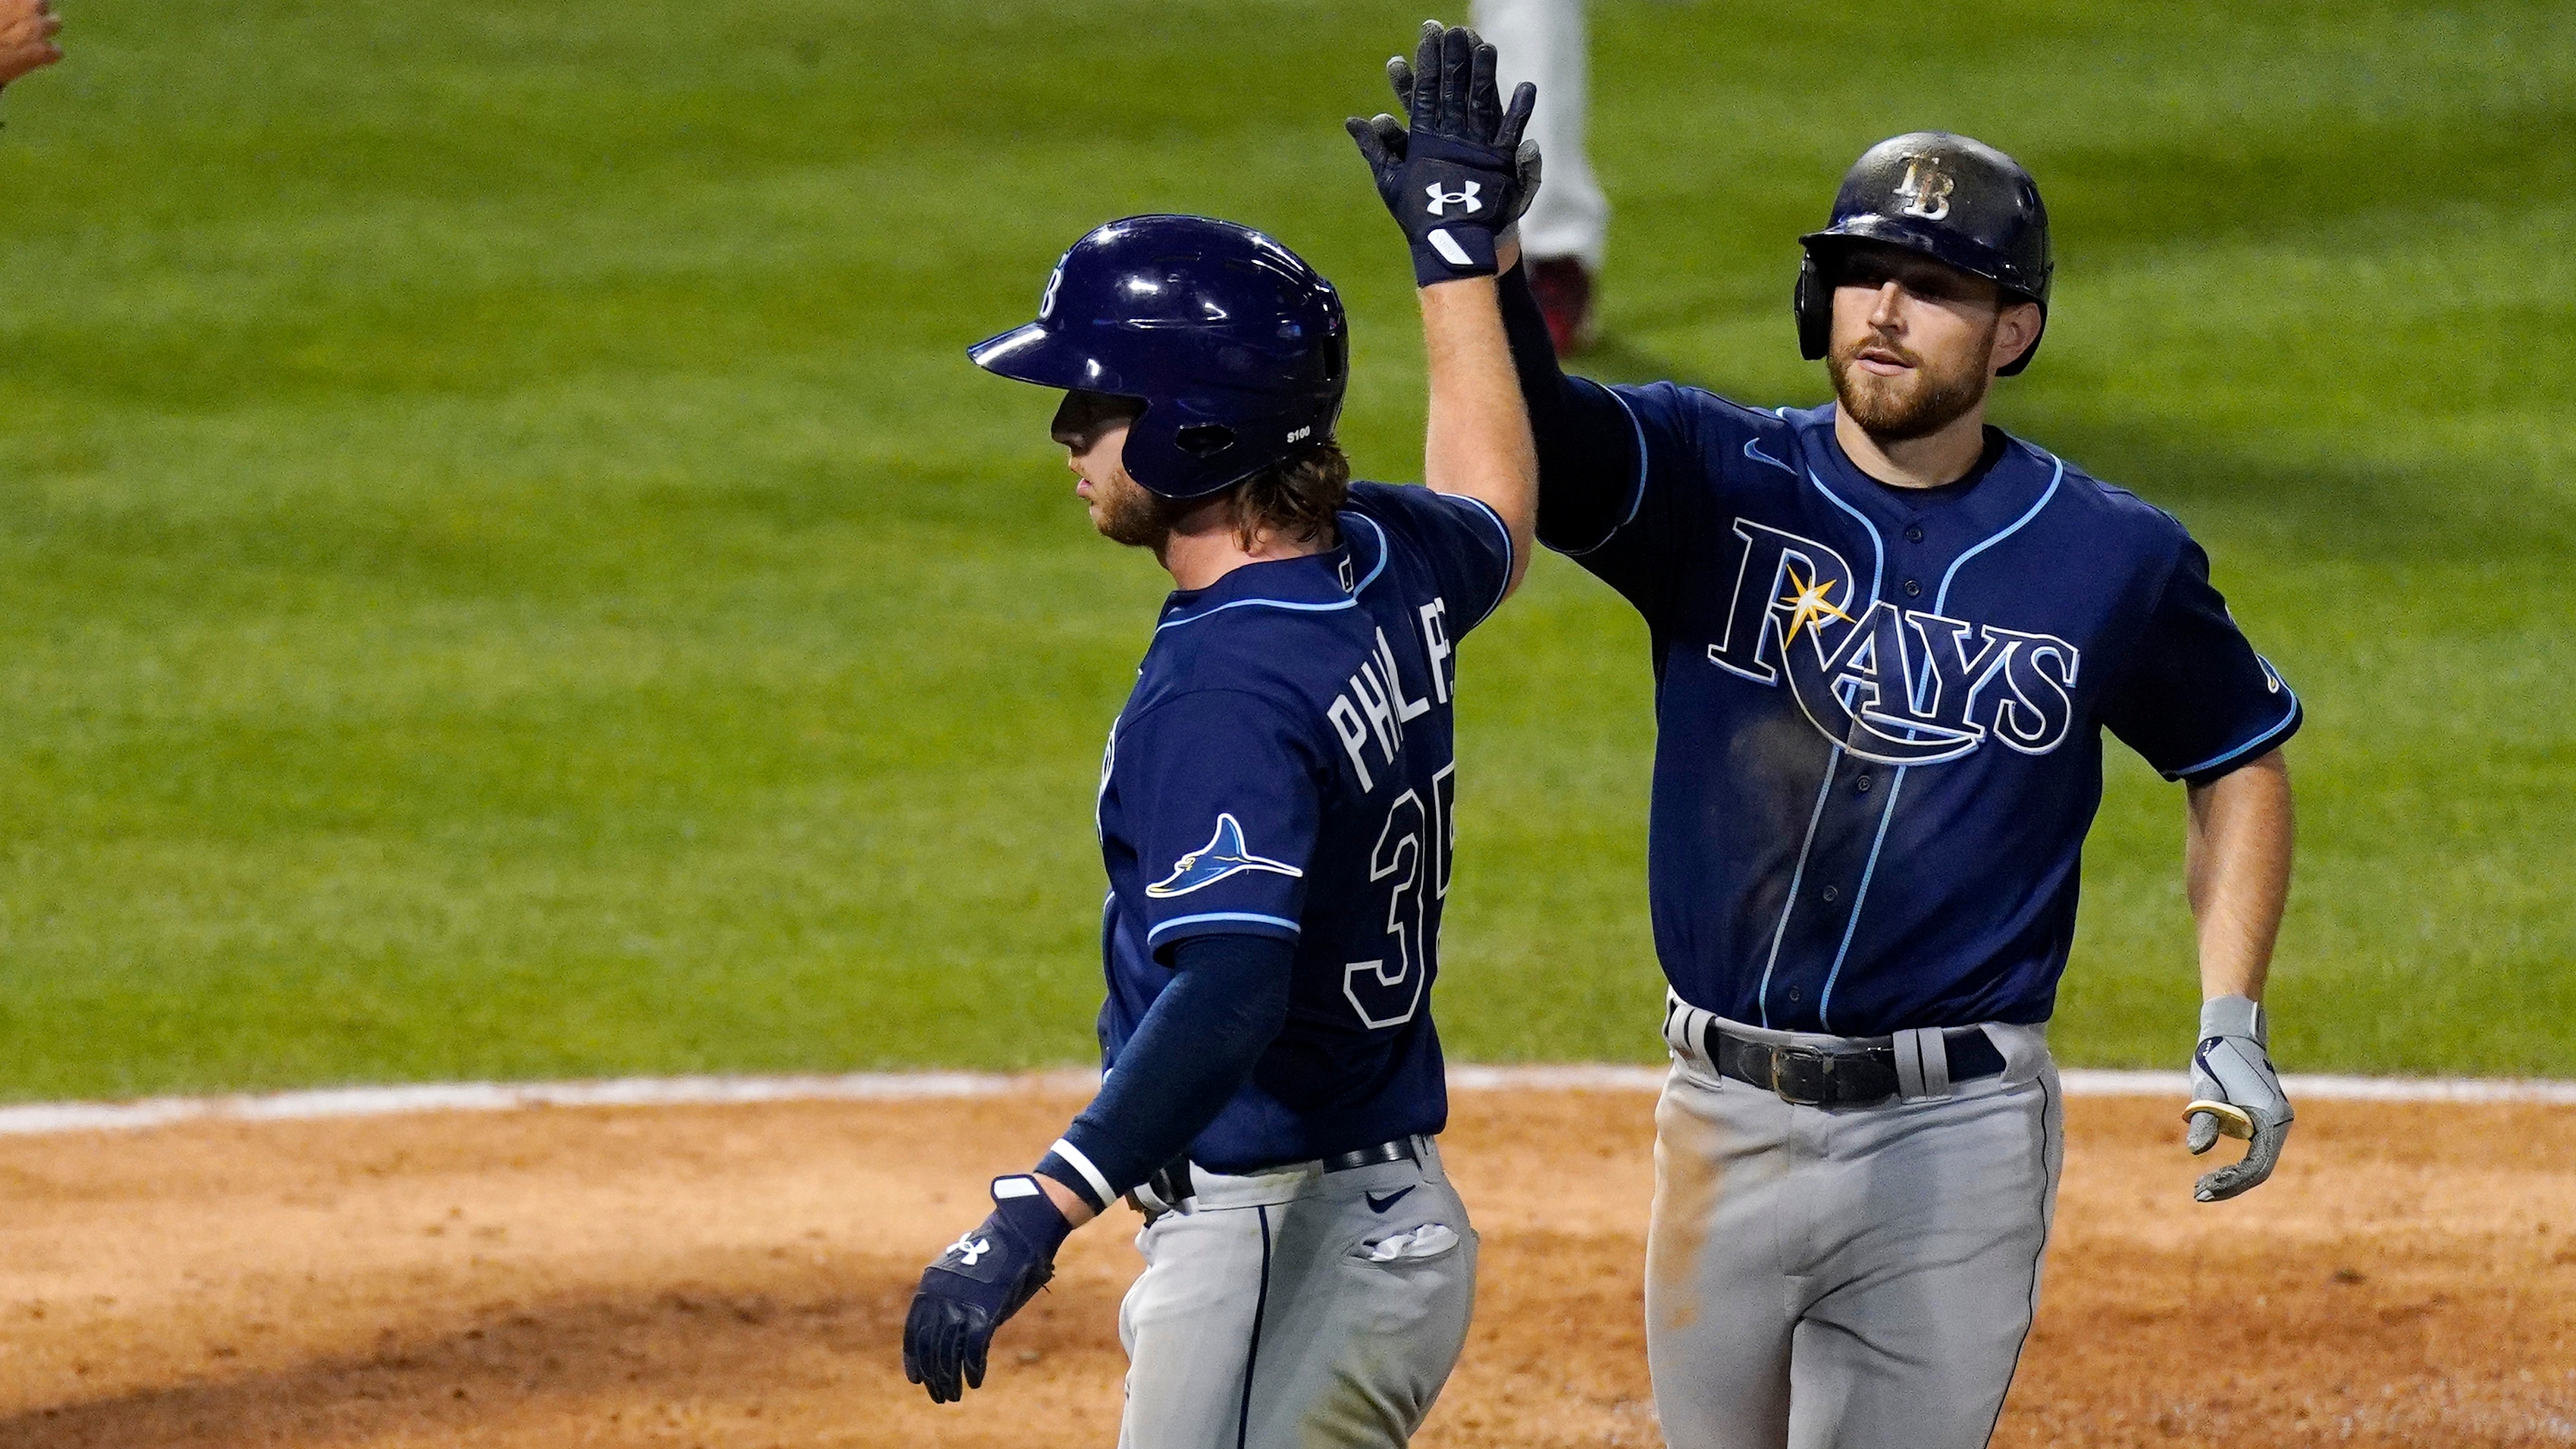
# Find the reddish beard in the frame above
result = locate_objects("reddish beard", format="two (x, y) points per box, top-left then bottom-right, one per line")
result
(1091, 467), (1183, 550)
(1829, 317), (1998, 443)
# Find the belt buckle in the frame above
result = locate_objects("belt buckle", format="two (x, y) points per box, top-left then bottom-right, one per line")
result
(1768, 1045), (1832, 1106)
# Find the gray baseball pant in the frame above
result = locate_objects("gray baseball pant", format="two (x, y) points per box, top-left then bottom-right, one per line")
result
(1647, 994), (2064, 1449)
(1117, 1134), (1477, 1449)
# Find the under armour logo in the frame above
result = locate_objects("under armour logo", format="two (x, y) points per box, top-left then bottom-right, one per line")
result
(948, 1233), (991, 1266)
(1894, 157), (1954, 221)
(1424, 180), (1482, 217)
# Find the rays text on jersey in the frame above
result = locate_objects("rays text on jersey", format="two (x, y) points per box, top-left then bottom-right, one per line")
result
(1706, 519), (2081, 765)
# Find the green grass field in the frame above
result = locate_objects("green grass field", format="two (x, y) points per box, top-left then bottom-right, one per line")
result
(0, 0), (2567, 1099)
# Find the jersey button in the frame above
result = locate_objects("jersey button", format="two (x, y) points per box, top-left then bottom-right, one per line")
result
(1855, 774), (1873, 793)
(1904, 525), (1925, 543)
(1903, 579), (1923, 597)
(1821, 886), (1839, 903)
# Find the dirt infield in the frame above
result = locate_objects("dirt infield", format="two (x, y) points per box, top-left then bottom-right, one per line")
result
(0, 1087), (2568, 1447)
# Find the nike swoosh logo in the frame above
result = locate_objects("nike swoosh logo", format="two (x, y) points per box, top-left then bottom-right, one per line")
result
(1365, 1187), (1415, 1214)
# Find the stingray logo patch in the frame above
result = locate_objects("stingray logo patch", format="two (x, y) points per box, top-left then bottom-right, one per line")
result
(1146, 814), (1303, 898)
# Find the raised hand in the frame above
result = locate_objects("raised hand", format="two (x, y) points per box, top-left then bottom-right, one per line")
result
(1346, 20), (1541, 287)
(0, 0), (64, 89)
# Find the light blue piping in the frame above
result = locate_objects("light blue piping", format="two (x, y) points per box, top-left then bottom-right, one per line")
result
(1152, 513), (1391, 634)
(1757, 467), (1892, 1027)
(1817, 768), (1904, 1033)
(1604, 386), (1650, 531)
(1805, 469), (1885, 607)
(1936, 453), (2064, 607)
(1146, 911), (1302, 942)
(1755, 748), (1844, 1030)
(1556, 378), (1650, 556)
(1349, 512), (1391, 594)
(2166, 689), (2301, 780)
(1816, 450), (2067, 1028)
(1154, 595), (1358, 632)
(1442, 493), (1515, 628)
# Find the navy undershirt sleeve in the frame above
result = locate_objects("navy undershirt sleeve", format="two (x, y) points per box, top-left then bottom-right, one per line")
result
(1497, 261), (1642, 552)
(1036, 933), (1294, 1207)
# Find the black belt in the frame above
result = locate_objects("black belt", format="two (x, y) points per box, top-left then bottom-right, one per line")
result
(1705, 1024), (2004, 1107)
(1136, 1137), (1418, 1219)
(1319, 1137), (1418, 1172)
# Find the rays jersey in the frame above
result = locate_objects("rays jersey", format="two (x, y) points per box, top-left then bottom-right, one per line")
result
(1095, 481), (1512, 1174)
(1547, 390), (2302, 1037)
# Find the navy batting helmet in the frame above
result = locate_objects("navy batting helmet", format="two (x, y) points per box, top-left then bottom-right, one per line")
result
(968, 215), (1349, 501)
(1794, 132), (2054, 376)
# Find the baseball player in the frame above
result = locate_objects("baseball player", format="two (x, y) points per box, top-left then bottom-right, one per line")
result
(1360, 57), (2302, 1449)
(902, 47), (1541, 1444)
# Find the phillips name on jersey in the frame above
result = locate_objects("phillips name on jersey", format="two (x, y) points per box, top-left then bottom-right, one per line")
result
(1094, 481), (1514, 1174)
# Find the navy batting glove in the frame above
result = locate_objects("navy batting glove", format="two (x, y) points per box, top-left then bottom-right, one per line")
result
(902, 1175), (1073, 1404)
(1346, 20), (1540, 287)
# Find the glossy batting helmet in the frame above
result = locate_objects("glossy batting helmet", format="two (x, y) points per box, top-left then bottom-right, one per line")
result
(968, 215), (1349, 501)
(1794, 132), (2054, 376)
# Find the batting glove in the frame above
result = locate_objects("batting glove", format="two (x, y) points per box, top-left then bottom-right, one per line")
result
(1346, 20), (1540, 287)
(2183, 995), (2294, 1202)
(902, 1175), (1072, 1403)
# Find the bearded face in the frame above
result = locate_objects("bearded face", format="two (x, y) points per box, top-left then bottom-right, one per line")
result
(1086, 463), (1181, 550)
(1821, 244), (2035, 444)
(1829, 307), (2001, 442)
(1051, 389), (1180, 550)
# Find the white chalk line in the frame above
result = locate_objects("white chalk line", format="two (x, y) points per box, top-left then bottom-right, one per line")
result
(0, 1065), (2570, 1138)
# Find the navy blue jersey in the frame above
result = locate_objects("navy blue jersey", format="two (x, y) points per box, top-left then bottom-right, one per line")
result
(1547, 390), (2300, 1036)
(1095, 481), (1513, 1174)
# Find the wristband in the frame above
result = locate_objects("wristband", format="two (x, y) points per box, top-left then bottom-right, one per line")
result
(1036, 1139), (1114, 1213)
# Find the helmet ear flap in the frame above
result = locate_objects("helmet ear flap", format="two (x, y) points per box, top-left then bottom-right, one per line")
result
(1794, 254), (1831, 362)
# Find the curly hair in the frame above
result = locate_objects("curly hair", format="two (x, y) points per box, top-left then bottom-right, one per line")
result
(1227, 441), (1351, 552)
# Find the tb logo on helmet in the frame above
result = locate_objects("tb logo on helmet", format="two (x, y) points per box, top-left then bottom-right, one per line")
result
(1894, 156), (1955, 221)
(1424, 180), (1482, 217)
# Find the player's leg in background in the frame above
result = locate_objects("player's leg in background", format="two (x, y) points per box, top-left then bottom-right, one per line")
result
(1782, 1033), (2066, 1449)
(1241, 1146), (1478, 1447)
(1472, 0), (1609, 352)
(1645, 1061), (1797, 1449)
